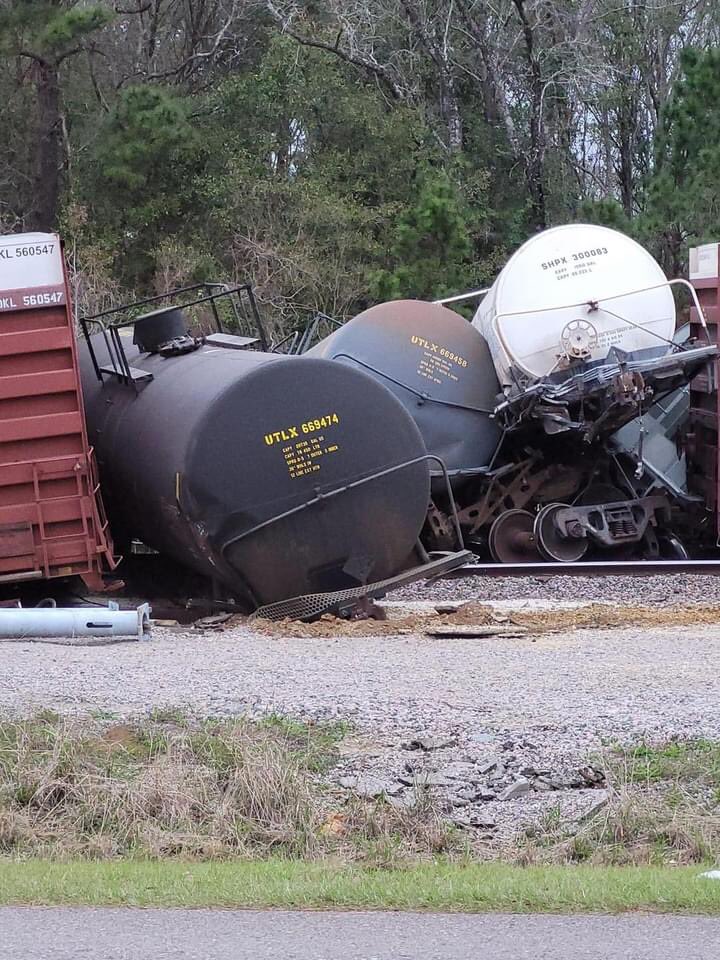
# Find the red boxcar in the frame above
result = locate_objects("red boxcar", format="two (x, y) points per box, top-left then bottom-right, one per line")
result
(0, 232), (117, 589)
(688, 243), (720, 542)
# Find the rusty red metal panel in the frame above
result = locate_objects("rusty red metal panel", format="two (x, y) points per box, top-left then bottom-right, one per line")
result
(688, 243), (720, 536)
(0, 455), (88, 488)
(0, 497), (94, 526)
(0, 369), (77, 401)
(0, 523), (34, 559)
(0, 232), (118, 587)
(0, 326), (72, 357)
(1, 412), (84, 443)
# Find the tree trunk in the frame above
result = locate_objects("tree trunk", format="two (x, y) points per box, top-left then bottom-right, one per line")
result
(513, 0), (547, 230)
(616, 88), (636, 219)
(617, 103), (635, 219)
(439, 70), (463, 152)
(28, 59), (62, 231)
(662, 225), (684, 279)
(526, 98), (546, 229)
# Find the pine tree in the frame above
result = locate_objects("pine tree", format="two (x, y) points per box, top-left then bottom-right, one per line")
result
(89, 85), (205, 282)
(0, 0), (113, 230)
(646, 48), (720, 275)
(372, 172), (474, 301)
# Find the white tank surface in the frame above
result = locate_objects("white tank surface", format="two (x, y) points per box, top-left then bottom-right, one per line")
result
(473, 224), (676, 387)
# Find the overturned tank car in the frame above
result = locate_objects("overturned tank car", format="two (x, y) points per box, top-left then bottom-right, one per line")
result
(79, 305), (437, 610)
(461, 224), (716, 561)
(308, 299), (503, 480)
(306, 298), (508, 550)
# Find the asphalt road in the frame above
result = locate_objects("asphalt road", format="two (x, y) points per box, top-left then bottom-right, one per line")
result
(1, 908), (719, 960)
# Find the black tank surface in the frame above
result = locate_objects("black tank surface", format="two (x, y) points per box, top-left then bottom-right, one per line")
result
(308, 300), (502, 476)
(80, 336), (431, 608)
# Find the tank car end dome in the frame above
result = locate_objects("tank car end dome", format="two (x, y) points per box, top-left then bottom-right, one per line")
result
(309, 299), (502, 475)
(473, 224), (676, 387)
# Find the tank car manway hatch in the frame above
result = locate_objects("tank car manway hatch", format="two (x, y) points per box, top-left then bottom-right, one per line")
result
(79, 288), (470, 619)
(0, 233), (117, 590)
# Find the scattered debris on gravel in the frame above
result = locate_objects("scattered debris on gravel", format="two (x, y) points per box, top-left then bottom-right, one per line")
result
(252, 601), (720, 637)
(2, 712), (718, 865)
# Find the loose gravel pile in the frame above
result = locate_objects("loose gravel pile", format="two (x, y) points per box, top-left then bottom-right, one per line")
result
(2, 570), (720, 841)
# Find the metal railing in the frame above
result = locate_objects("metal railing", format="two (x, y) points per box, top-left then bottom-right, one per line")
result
(80, 282), (268, 386)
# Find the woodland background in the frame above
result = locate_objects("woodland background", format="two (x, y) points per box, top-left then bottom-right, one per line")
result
(2, 0), (720, 338)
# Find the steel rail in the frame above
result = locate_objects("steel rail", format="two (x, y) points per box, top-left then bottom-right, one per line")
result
(442, 559), (720, 579)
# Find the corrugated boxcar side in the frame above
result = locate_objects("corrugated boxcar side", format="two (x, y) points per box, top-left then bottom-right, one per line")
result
(687, 243), (720, 540)
(0, 233), (116, 588)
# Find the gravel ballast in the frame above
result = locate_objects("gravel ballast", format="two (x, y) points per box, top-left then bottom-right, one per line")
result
(394, 572), (720, 604)
(2, 573), (720, 839)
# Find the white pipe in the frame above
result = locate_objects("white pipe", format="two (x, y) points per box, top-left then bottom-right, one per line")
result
(0, 604), (152, 641)
(433, 288), (490, 306)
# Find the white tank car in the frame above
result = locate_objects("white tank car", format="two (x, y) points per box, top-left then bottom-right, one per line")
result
(472, 224), (676, 388)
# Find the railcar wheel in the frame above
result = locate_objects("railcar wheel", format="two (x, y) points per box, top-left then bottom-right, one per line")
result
(488, 509), (541, 563)
(534, 502), (589, 562)
(658, 533), (690, 560)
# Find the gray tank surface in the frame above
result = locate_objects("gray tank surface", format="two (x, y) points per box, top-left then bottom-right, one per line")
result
(308, 299), (502, 477)
(80, 330), (431, 609)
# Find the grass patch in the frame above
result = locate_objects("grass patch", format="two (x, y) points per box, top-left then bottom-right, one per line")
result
(257, 713), (351, 773)
(1, 860), (720, 913)
(5, 715), (720, 879)
(520, 739), (720, 867)
(625, 740), (720, 788)
(0, 714), (451, 863)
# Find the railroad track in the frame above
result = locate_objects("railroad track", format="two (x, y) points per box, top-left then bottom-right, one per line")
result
(121, 558), (720, 626)
(442, 559), (720, 578)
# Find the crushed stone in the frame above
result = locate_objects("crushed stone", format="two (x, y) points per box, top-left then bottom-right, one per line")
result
(393, 572), (720, 604)
(3, 573), (720, 843)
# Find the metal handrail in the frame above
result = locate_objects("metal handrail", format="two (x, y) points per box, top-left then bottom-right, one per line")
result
(330, 353), (495, 414)
(219, 453), (464, 555)
(491, 278), (710, 361)
(433, 287), (490, 306)
(80, 281), (268, 385)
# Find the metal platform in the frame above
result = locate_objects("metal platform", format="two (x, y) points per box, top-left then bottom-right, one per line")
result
(251, 550), (473, 621)
(99, 364), (153, 382)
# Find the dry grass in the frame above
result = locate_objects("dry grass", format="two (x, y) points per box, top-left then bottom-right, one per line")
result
(518, 740), (720, 867)
(326, 794), (456, 867)
(0, 713), (452, 863)
(515, 604), (720, 632)
(253, 602), (720, 638)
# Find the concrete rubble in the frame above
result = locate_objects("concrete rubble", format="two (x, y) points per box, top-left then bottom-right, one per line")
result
(332, 725), (611, 838)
